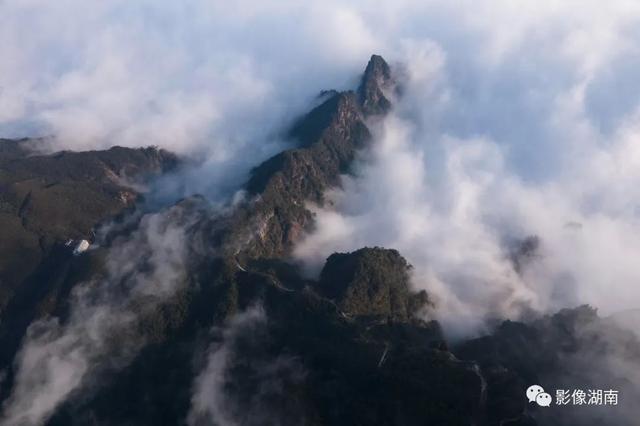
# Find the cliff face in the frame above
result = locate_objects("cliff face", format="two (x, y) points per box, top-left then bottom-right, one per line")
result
(357, 54), (394, 115)
(224, 93), (370, 260)
(220, 55), (394, 261)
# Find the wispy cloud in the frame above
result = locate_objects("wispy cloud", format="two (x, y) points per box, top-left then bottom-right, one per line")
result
(3, 1), (640, 419)
(294, 20), (640, 336)
(1, 204), (193, 426)
(188, 306), (307, 426)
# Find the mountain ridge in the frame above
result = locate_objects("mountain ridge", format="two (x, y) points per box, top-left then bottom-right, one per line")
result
(0, 55), (638, 426)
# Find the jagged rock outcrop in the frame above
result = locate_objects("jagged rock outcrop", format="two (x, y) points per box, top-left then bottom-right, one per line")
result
(358, 54), (394, 115)
(318, 247), (429, 320)
(226, 93), (370, 259)
(219, 55), (394, 261)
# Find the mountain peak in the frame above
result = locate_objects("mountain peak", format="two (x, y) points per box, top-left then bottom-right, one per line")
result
(357, 54), (393, 116)
(318, 247), (429, 320)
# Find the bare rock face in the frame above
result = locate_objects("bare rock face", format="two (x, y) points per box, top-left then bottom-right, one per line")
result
(318, 247), (429, 321)
(217, 57), (393, 261)
(357, 54), (394, 116)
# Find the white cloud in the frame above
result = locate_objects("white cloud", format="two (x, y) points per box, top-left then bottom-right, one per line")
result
(294, 34), (640, 336)
(2, 0), (640, 393)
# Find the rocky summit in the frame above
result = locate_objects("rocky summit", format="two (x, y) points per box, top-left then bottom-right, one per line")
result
(0, 55), (638, 426)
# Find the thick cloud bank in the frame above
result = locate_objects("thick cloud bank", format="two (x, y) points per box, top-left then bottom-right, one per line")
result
(0, 0), (378, 155)
(3, 0), (640, 337)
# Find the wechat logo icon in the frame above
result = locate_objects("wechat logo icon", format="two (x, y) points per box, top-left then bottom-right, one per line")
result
(527, 385), (552, 407)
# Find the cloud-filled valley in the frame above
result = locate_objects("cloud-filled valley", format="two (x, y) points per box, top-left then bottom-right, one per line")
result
(3, 2), (640, 326)
(2, 1), (640, 425)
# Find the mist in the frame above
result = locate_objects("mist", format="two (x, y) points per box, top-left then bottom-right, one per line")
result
(295, 39), (640, 336)
(3, 2), (640, 425)
(188, 306), (308, 426)
(0, 204), (194, 426)
(3, 0), (640, 333)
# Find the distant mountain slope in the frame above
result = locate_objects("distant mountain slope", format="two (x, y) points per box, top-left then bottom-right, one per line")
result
(0, 141), (178, 308)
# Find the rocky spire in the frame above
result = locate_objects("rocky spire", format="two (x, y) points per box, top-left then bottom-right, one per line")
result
(207, 55), (394, 261)
(357, 54), (393, 116)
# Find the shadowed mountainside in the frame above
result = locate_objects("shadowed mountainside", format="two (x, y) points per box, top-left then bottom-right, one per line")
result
(0, 56), (638, 426)
(0, 142), (178, 309)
